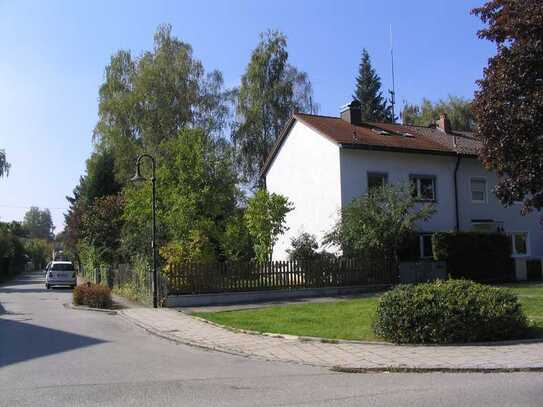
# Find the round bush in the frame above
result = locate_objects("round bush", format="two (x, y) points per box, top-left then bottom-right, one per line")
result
(73, 283), (113, 309)
(373, 280), (528, 344)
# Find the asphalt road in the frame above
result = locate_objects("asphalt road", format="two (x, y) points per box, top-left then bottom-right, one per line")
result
(1, 273), (543, 407)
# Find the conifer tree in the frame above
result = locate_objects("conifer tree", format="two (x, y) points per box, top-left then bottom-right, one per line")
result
(353, 49), (392, 122)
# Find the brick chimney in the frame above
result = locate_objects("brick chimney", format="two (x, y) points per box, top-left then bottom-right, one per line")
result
(340, 99), (362, 125)
(437, 112), (451, 133)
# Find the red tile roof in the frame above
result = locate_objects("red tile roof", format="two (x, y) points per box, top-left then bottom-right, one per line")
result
(261, 113), (481, 177)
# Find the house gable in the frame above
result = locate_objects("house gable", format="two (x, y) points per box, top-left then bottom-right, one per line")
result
(265, 120), (342, 259)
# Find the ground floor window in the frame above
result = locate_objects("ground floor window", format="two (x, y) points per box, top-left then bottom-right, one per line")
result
(510, 232), (529, 257)
(410, 175), (436, 202)
(470, 177), (487, 203)
(419, 233), (433, 259)
(367, 172), (388, 192)
(471, 219), (503, 233)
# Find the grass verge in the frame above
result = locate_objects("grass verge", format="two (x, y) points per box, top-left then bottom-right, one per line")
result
(194, 283), (543, 342)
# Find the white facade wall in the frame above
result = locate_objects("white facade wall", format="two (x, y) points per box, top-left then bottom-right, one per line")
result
(457, 158), (543, 258)
(340, 149), (542, 258)
(265, 121), (342, 260)
(339, 149), (458, 232)
(267, 125), (543, 261)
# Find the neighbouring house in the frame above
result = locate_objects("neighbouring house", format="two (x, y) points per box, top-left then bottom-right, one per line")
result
(261, 100), (542, 276)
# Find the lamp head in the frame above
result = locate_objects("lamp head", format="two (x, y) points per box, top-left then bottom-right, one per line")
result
(130, 165), (145, 183)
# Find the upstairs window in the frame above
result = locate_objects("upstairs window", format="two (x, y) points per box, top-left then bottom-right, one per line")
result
(367, 172), (388, 192)
(410, 175), (436, 202)
(471, 178), (487, 203)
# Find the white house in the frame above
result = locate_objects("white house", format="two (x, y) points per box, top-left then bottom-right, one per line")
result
(262, 101), (542, 272)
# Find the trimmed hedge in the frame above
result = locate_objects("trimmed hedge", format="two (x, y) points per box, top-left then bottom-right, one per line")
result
(432, 232), (514, 282)
(73, 282), (113, 309)
(0, 231), (26, 279)
(373, 280), (528, 344)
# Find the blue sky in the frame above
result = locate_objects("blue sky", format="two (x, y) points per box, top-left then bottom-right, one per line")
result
(0, 0), (495, 231)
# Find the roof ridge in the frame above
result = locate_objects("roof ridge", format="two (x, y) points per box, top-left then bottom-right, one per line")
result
(293, 112), (343, 120)
(294, 115), (475, 136)
(260, 113), (480, 177)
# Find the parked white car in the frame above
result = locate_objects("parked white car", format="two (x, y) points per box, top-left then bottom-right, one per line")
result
(45, 261), (76, 289)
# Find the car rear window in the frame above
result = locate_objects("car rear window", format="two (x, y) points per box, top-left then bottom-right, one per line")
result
(51, 263), (74, 271)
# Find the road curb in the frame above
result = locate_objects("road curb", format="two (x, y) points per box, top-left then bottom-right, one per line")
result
(189, 312), (543, 347)
(189, 313), (386, 345)
(63, 302), (118, 315)
(117, 310), (251, 359)
(331, 366), (543, 374)
(119, 310), (543, 373)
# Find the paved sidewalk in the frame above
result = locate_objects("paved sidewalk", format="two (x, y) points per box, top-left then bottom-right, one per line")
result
(120, 308), (543, 370)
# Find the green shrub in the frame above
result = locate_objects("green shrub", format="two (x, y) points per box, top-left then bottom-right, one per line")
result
(0, 241), (26, 278)
(287, 232), (319, 261)
(432, 232), (513, 282)
(73, 283), (113, 309)
(111, 259), (152, 305)
(373, 280), (528, 344)
(78, 241), (101, 282)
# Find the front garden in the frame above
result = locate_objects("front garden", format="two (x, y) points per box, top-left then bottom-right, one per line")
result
(194, 281), (543, 343)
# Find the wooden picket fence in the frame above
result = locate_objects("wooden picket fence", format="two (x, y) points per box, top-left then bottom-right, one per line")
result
(166, 257), (394, 295)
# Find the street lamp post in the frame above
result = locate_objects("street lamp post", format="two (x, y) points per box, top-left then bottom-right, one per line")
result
(131, 154), (158, 308)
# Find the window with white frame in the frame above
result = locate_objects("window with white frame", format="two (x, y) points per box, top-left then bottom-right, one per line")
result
(510, 232), (529, 257)
(410, 175), (436, 202)
(367, 172), (388, 192)
(471, 219), (497, 233)
(470, 178), (487, 203)
(419, 234), (433, 259)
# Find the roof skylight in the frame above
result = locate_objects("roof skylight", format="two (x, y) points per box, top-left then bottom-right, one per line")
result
(371, 128), (390, 136)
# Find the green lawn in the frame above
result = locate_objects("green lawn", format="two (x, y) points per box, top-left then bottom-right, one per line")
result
(195, 294), (381, 341)
(503, 282), (543, 336)
(194, 282), (543, 342)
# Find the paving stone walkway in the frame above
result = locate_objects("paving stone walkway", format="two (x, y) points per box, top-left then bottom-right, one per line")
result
(120, 308), (543, 370)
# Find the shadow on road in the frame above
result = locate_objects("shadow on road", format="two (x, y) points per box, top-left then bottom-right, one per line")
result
(0, 318), (106, 368)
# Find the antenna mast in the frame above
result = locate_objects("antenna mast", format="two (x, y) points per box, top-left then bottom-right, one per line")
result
(389, 24), (396, 122)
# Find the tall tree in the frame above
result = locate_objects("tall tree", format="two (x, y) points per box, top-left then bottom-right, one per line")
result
(123, 128), (239, 262)
(0, 149), (10, 178)
(472, 0), (543, 212)
(94, 24), (231, 183)
(79, 149), (122, 206)
(353, 49), (393, 122)
(232, 30), (315, 187)
(80, 195), (125, 264)
(63, 183), (85, 257)
(24, 239), (52, 270)
(402, 96), (475, 131)
(63, 148), (121, 256)
(23, 207), (54, 240)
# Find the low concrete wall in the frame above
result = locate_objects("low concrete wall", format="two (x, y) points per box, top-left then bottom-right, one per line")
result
(515, 258), (528, 281)
(399, 261), (447, 284)
(165, 285), (390, 308)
